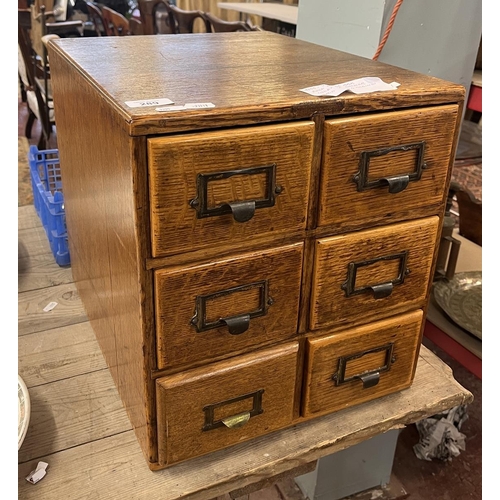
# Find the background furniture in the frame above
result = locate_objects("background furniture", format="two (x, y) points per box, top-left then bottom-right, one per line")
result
(100, 4), (133, 35)
(218, 1), (297, 36)
(17, 203), (472, 496)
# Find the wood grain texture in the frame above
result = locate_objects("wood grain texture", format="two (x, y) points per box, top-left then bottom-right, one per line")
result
(156, 342), (299, 465)
(18, 369), (131, 463)
(19, 322), (107, 387)
(46, 33), (465, 136)
(148, 122), (313, 257)
(302, 310), (423, 417)
(18, 282), (87, 336)
(318, 105), (459, 233)
(48, 48), (158, 465)
(310, 217), (439, 331)
(155, 243), (303, 369)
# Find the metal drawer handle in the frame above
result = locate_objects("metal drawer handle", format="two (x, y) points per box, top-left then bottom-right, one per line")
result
(332, 343), (396, 389)
(220, 313), (251, 335)
(357, 372), (381, 389)
(380, 174), (410, 194)
(223, 200), (256, 223)
(190, 280), (271, 334)
(352, 141), (427, 194)
(369, 282), (394, 299)
(341, 251), (410, 299)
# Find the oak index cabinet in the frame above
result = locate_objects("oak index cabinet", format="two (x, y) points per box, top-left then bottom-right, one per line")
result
(47, 32), (464, 470)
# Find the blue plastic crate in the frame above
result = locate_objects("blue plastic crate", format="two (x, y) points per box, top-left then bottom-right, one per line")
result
(28, 146), (70, 267)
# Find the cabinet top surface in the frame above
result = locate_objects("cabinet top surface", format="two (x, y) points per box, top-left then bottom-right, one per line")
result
(49, 32), (464, 134)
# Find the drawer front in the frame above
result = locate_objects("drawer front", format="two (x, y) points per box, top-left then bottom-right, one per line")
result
(302, 310), (423, 417)
(155, 242), (303, 369)
(310, 217), (439, 330)
(149, 122), (314, 257)
(318, 105), (458, 231)
(156, 342), (299, 465)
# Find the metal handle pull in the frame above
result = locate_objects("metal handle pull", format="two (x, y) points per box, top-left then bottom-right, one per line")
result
(223, 200), (256, 223)
(221, 313), (250, 335)
(332, 343), (395, 388)
(353, 141), (427, 192)
(202, 389), (264, 432)
(222, 411), (251, 429)
(369, 282), (394, 299)
(189, 164), (279, 220)
(357, 372), (380, 389)
(341, 252), (409, 298)
(380, 174), (410, 194)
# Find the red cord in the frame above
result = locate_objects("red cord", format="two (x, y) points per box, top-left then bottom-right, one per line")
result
(372, 0), (404, 60)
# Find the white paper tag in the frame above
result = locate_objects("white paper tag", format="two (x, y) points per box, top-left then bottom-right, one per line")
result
(184, 102), (216, 109)
(43, 301), (58, 312)
(124, 98), (174, 108)
(155, 105), (187, 112)
(156, 103), (216, 112)
(300, 77), (400, 97)
(26, 461), (49, 484)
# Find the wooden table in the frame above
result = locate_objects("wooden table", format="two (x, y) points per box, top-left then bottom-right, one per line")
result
(218, 2), (298, 36)
(18, 203), (473, 499)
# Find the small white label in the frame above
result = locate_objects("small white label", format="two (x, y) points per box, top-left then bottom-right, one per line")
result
(155, 105), (188, 112)
(125, 98), (174, 108)
(184, 102), (216, 109)
(43, 301), (58, 312)
(156, 103), (216, 112)
(26, 461), (49, 484)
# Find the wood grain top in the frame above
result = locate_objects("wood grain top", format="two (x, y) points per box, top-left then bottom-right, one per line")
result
(47, 32), (465, 135)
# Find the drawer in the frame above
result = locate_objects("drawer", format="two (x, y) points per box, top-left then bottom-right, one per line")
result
(148, 122), (314, 257)
(156, 342), (299, 465)
(310, 217), (439, 330)
(302, 310), (423, 417)
(318, 105), (458, 231)
(155, 242), (303, 369)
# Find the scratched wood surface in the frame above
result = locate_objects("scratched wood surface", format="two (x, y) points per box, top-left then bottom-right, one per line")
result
(18, 204), (473, 499)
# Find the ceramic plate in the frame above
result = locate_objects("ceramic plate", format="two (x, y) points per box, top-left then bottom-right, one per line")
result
(18, 375), (31, 450)
(433, 271), (482, 340)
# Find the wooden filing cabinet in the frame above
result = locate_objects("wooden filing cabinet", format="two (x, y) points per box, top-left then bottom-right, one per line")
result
(47, 32), (464, 470)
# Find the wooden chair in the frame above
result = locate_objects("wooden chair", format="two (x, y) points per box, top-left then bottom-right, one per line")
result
(137, 0), (172, 34)
(85, 1), (107, 36)
(203, 11), (256, 33)
(449, 181), (482, 246)
(18, 20), (55, 149)
(164, 4), (210, 34)
(99, 4), (132, 35)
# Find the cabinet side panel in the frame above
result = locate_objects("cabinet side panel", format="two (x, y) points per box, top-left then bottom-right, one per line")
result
(49, 48), (157, 464)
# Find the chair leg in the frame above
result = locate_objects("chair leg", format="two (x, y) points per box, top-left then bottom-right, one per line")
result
(25, 111), (36, 139)
(19, 74), (27, 103)
(37, 131), (46, 150)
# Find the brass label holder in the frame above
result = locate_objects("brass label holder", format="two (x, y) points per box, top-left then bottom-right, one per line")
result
(202, 389), (265, 431)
